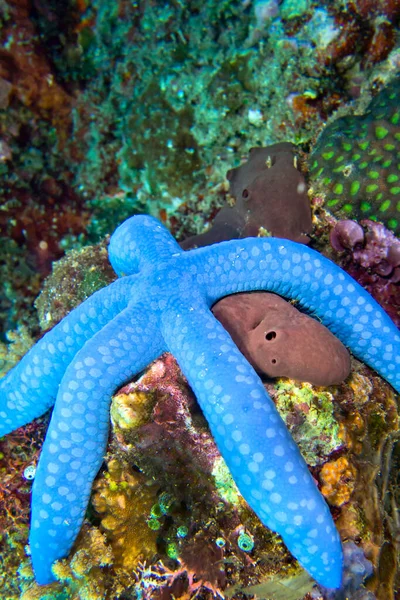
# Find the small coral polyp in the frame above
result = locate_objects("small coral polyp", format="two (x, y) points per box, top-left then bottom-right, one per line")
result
(309, 76), (400, 234)
(1, 215), (400, 589)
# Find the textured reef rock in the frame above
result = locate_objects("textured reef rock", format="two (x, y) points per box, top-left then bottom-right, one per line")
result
(309, 76), (400, 235)
(2, 0), (400, 341)
(0, 0), (90, 337)
(35, 242), (116, 332)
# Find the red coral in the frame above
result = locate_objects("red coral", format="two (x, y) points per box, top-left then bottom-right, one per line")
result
(0, 416), (48, 533)
(1, 182), (89, 275)
(349, 0), (400, 20)
(0, 0), (72, 133)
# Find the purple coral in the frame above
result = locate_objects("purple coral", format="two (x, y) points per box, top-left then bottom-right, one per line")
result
(330, 219), (400, 327)
(312, 541), (375, 600)
(330, 220), (365, 253)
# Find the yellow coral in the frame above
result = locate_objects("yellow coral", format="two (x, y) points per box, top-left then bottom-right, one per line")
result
(319, 456), (357, 507)
(110, 390), (155, 430)
(92, 457), (158, 571)
(347, 371), (373, 405)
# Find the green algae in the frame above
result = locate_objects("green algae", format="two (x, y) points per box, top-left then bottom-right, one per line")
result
(211, 456), (240, 506)
(273, 380), (341, 466)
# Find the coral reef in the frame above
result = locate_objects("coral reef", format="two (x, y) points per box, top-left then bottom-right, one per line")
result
(91, 458), (159, 571)
(2, 213), (400, 595)
(0, 415), (48, 600)
(107, 353), (398, 599)
(1, 0), (400, 597)
(0, 0), (88, 336)
(309, 76), (400, 234)
(1, 0), (399, 341)
(108, 355), (303, 597)
(6, 350), (398, 599)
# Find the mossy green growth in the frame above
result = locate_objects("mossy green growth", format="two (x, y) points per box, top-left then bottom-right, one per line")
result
(273, 380), (341, 466)
(308, 76), (400, 234)
(212, 456), (240, 505)
(280, 0), (310, 20)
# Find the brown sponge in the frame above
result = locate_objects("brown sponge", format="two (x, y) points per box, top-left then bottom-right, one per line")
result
(212, 292), (351, 386)
(181, 142), (312, 250)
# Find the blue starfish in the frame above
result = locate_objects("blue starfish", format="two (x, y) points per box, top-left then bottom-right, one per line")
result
(1, 215), (399, 588)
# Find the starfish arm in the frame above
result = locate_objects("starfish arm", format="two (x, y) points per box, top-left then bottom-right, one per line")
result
(189, 238), (400, 392)
(109, 214), (183, 276)
(29, 304), (164, 584)
(161, 300), (343, 589)
(0, 277), (137, 437)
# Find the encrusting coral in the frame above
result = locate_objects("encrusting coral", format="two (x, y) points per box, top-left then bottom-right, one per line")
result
(91, 458), (158, 571)
(271, 380), (342, 467)
(14, 350), (399, 599)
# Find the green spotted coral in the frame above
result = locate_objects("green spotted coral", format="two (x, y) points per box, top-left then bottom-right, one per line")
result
(309, 77), (400, 233)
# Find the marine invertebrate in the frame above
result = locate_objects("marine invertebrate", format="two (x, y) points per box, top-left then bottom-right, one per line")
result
(226, 143), (311, 243)
(182, 142), (312, 249)
(309, 76), (400, 234)
(1, 215), (400, 589)
(212, 292), (350, 386)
